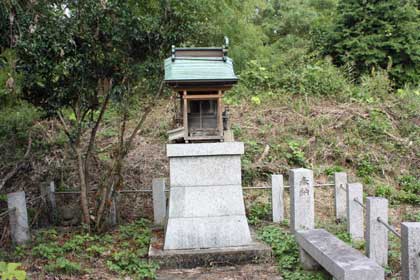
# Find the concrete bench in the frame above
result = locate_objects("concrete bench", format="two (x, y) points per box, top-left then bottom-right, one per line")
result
(295, 229), (384, 280)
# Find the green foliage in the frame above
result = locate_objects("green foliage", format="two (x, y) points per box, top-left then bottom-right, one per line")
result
(0, 262), (26, 280)
(106, 250), (158, 279)
(324, 166), (344, 176)
(258, 226), (327, 280)
(104, 219), (157, 279)
(286, 141), (307, 167)
(0, 102), (40, 143)
(44, 257), (82, 275)
(62, 234), (98, 254)
(32, 242), (65, 260)
(356, 158), (376, 179)
(403, 211), (420, 222)
(248, 202), (271, 225)
(328, 0), (420, 85)
(399, 175), (420, 195)
(375, 185), (395, 201)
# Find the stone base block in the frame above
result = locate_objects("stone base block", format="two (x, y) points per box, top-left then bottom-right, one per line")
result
(150, 229), (272, 269)
(164, 215), (252, 250)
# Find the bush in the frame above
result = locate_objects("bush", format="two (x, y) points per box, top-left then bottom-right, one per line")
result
(248, 202), (271, 225)
(375, 185), (396, 201)
(0, 102), (40, 143)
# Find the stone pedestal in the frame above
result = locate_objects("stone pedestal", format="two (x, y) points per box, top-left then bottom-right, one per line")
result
(163, 142), (252, 250)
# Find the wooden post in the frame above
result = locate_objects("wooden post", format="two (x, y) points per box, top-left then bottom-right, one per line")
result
(217, 90), (223, 138)
(183, 90), (188, 141)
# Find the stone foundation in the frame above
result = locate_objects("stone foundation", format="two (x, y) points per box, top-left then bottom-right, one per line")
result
(163, 142), (252, 250)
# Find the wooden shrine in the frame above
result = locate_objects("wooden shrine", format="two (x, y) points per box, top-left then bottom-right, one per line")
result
(164, 43), (238, 143)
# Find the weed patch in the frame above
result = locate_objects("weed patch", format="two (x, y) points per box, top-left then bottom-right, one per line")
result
(258, 226), (329, 280)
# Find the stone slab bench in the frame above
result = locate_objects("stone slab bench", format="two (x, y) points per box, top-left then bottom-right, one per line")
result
(295, 229), (384, 280)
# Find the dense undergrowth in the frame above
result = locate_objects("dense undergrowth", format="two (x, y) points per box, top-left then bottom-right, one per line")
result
(1, 219), (158, 279)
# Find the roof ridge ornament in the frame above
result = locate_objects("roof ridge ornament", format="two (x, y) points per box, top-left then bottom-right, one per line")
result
(223, 36), (229, 62)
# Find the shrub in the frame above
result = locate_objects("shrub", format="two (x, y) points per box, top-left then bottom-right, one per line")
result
(248, 202), (271, 225)
(0, 102), (41, 143)
(375, 185), (395, 201)
(286, 141), (307, 167)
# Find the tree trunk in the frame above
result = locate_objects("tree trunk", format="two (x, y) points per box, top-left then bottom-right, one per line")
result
(76, 148), (91, 230)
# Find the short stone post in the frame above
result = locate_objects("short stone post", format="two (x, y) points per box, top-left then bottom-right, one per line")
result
(290, 168), (315, 269)
(346, 183), (364, 241)
(152, 178), (166, 225)
(7, 191), (30, 245)
(334, 172), (347, 221)
(366, 197), (388, 267)
(42, 181), (57, 223)
(289, 168), (314, 232)
(401, 222), (420, 280)
(109, 194), (118, 226)
(272, 174), (284, 223)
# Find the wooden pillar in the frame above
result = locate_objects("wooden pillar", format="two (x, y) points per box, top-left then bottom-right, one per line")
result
(217, 90), (223, 138)
(183, 90), (188, 141)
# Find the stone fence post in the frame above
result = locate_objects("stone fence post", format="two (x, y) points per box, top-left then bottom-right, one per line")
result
(41, 181), (57, 223)
(334, 172), (347, 221)
(401, 222), (420, 280)
(346, 183), (364, 241)
(366, 197), (388, 267)
(272, 174), (284, 223)
(290, 168), (314, 232)
(7, 191), (30, 244)
(152, 178), (166, 226)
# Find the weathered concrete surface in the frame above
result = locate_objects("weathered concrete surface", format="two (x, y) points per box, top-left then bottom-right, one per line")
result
(296, 229), (384, 280)
(167, 142), (244, 157)
(168, 185), (245, 218)
(401, 222), (420, 280)
(7, 191), (30, 244)
(299, 247), (320, 270)
(366, 197), (388, 267)
(334, 172), (347, 220)
(289, 168), (314, 232)
(346, 183), (364, 241)
(272, 175), (284, 223)
(169, 155), (242, 187)
(150, 229), (271, 269)
(164, 142), (251, 250)
(153, 178), (166, 225)
(156, 263), (282, 280)
(164, 216), (251, 250)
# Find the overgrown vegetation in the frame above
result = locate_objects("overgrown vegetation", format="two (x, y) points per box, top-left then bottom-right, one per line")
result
(259, 226), (329, 280)
(5, 219), (157, 279)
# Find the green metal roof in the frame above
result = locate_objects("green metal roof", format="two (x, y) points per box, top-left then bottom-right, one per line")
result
(164, 57), (238, 84)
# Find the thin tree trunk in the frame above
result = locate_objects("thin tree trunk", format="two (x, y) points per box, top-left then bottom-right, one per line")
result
(94, 80), (163, 230)
(76, 148), (91, 230)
